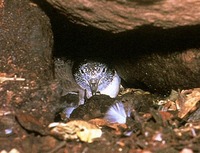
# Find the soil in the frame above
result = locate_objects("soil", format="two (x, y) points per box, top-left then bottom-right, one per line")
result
(0, 78), (200, 153)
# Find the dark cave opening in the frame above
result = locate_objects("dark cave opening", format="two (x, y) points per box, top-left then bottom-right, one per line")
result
(31, 0), (200, 94)
(31, 0), (200, 59)
(51, 16), (200, 60)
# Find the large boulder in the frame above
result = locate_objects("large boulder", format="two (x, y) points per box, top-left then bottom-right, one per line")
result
(44, 0), (200, 33)
(36, 0), (200, 95)
(0, 0), (53, 84)
(0, 0), (55, 127)
(113, 49), (200, 94)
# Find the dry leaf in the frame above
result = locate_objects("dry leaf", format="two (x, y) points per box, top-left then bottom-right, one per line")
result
(159, 111), (174, 121)
(49, 120), (102, 143)
(178, 88), (200, 118)
(174, 121), (200, 137)
(89, 118), (127, 135)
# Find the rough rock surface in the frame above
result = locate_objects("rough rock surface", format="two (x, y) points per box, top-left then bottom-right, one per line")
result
(39, 0), (200, 95)
(0, 0), (53, 84)
(44, 0), (200, 33)
(114, 49), (200, 94)
(0, 0), (56, 148)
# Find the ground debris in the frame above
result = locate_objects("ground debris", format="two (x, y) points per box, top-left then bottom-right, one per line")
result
(177, 88), (200, 118)
(157, 88), (200, 119)
(0, 148), (20, 153)
(174, 121), (200, 137)
(1, 86), (200, 152)
(48, 120), (102, 143)
(89, 118), (127, 135)
(16, 112), (49, 135)
(0, 74), (25, 84)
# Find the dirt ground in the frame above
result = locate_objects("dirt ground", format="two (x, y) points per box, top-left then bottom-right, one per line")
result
(0, 76), (200, 153)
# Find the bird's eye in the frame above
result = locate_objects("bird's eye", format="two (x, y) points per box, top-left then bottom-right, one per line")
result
(80, 69), (84, 74)
(102, 67), (106, 73)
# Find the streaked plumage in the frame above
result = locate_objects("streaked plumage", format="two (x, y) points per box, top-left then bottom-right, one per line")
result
(73, 61), (121, 99)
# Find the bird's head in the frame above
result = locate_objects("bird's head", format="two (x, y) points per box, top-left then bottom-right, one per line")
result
(73, 61), (116, 98)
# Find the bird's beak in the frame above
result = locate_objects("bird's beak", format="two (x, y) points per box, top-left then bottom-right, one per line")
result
(89, 79), (99, 95)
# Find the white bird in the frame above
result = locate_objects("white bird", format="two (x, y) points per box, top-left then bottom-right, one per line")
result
(73, 60), (121, 99)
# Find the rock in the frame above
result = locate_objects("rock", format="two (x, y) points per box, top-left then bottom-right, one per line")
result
(44, 0), (200, 33)
(70, 91), (156, 121)
(0, 0), (53, 84)
(28, 0), (200, 95)
(113, 49), (200, 95)
(0, 0), (55, 127)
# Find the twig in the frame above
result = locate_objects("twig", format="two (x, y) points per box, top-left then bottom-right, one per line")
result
(0, 110), (12, 116)
(0, 75), (25, 83)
